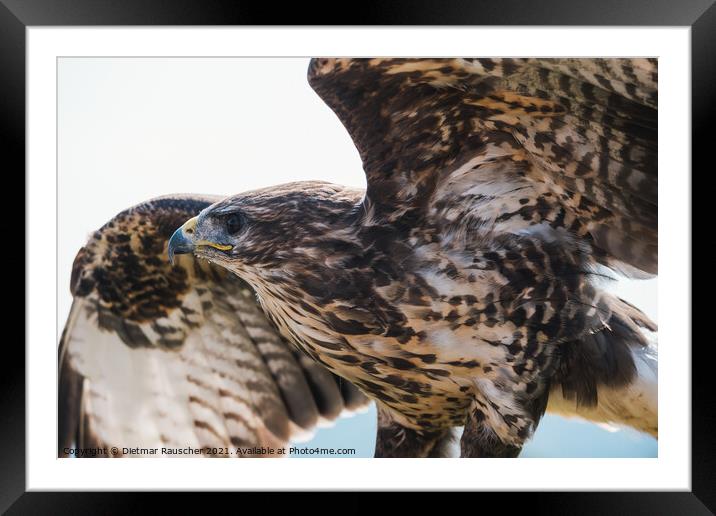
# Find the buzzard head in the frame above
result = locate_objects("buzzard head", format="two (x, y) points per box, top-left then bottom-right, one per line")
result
(168, 180), (362, 282)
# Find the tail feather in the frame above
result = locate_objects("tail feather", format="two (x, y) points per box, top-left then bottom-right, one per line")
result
(548, 335), (657, 437)
(548, 294), (657, 437)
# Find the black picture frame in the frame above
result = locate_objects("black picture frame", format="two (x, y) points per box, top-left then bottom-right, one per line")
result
(4, 0), (708, 512)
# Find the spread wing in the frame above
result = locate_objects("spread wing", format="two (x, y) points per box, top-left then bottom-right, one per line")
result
(309, 58), (658, 435)
(308, 58), (657, 275)
(59, 195), (369, 457)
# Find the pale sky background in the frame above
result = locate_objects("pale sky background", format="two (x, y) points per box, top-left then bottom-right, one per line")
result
(58, 58), (657, 457)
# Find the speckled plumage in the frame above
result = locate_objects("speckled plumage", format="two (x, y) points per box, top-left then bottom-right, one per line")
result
(60, 58), (658, 458)
(59, 196), (369, 457)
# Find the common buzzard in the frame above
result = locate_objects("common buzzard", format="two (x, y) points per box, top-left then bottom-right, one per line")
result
(60, 58), (657, 458)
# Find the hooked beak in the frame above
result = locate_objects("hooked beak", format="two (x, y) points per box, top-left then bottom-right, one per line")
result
(168, 217), (198, 264)
(167, 216), (233, 264)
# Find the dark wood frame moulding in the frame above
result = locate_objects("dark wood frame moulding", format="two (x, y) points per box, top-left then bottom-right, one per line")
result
(3, 0), (708, 513)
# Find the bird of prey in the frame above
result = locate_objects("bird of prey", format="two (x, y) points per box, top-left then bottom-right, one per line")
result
(60, 58), (657, 458)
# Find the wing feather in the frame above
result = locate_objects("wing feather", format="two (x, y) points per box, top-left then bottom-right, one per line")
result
(58, 195), (370, 457)
(309, 58), (658, 436)
(308, 58), (657, 274)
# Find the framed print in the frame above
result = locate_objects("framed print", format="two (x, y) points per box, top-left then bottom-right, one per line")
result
(5, 0), (710, 512)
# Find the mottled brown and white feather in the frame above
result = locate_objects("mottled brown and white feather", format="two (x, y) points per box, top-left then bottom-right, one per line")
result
(58, 195), (369, 457)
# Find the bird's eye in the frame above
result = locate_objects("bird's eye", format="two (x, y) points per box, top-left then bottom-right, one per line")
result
(225, 213), (244, 235)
